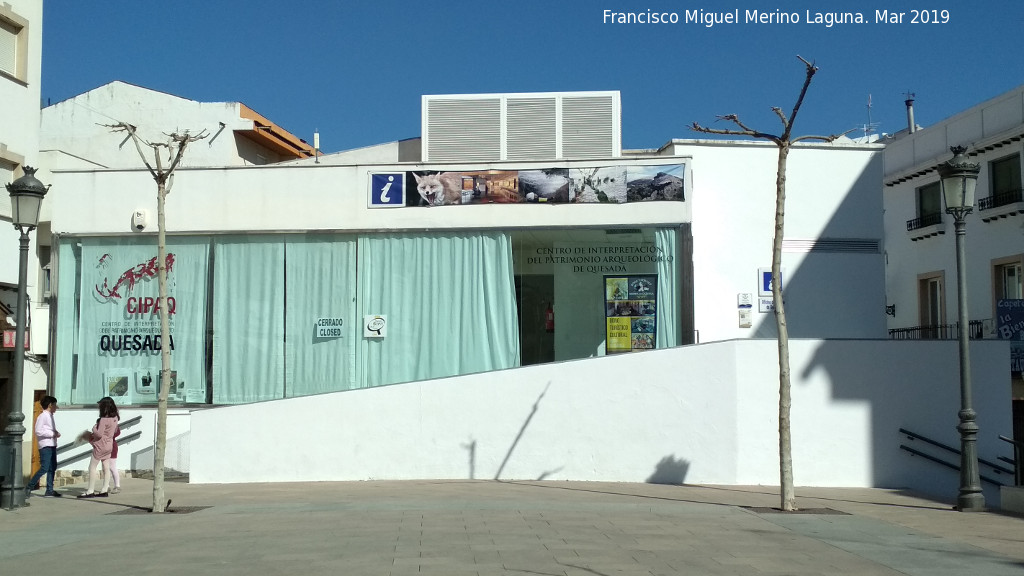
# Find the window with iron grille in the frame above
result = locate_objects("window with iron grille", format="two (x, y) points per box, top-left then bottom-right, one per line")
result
(984, 154), (1023, 210)
(907, 181), (942, 230)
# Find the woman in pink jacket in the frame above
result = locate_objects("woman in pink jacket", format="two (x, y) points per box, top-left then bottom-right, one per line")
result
(78, 396), (119, 498)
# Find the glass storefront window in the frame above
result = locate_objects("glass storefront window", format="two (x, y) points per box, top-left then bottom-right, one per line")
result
(510, 226), (682, 365)
(54, 236), (209, 406)
(52, 226), (685, 406)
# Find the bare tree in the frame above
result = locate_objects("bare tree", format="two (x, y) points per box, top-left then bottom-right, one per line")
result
(692, 57), (847, 511)
(106, 123), (207, 513)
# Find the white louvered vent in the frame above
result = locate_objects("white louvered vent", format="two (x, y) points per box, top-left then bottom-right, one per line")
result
(507, 98), (556, 160)
(562, 96), (615, 159)
(426, 98), (501, 162)
(423, 91), (621, 162)
(782, 238), (881, 253)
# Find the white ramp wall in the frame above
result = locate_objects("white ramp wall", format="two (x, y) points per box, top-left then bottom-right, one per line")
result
(190, 339), (1013, 502)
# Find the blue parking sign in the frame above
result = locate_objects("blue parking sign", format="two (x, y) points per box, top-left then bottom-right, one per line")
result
(370, 173), (405, 207)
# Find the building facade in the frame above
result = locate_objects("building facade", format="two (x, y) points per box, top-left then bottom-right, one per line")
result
(883, 85), (1024, 442)
(26, 86), (1018, 503)
(39, 90), (886, 411)
(0, 0), (47, 478)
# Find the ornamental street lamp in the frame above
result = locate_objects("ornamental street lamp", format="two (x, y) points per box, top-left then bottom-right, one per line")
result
(938, 145), (984, 512)
(1, 166), (49, 509)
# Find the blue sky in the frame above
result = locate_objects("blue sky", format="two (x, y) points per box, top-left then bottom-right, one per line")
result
(42, 1), (1024, 153)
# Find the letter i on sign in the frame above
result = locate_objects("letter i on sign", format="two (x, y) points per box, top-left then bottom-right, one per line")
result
(370, 173), (405, 207)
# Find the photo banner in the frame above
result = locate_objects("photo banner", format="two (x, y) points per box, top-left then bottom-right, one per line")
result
(997, 299), (1024, 374)
(372, 164), (685, 207)
(604, 274), (658, 354)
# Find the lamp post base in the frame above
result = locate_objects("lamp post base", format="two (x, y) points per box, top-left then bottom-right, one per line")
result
(957, 492), (986, 512)
(0, 435), (27, 509)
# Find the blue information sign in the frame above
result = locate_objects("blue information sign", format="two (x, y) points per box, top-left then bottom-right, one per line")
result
(370, 173), (405, 207)
(757, 268), (783, 296)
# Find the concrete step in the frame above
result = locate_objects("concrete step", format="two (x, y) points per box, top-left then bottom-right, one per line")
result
(1001, 486), (1024, 514)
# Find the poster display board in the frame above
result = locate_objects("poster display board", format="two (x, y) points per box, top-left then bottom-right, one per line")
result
(997, 299), (1024, 374)
(604, 274), (658, 353)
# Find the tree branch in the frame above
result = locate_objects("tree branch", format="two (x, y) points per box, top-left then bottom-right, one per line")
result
(164, 130), (208, 174)
(791, 127), (857, 144)
(782, 55), (819, 140)
(692, 119), (781, 145)
(104, 123), (159, 179)
(772, 107), (788, 127)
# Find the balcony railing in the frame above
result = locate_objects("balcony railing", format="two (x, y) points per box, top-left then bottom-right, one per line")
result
(888, 320), (986, 340)
(978, 187), (1024, 211)
(906, 212), (943, 231)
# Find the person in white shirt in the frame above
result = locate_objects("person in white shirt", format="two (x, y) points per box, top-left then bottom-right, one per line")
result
(26, 396), (62, 498)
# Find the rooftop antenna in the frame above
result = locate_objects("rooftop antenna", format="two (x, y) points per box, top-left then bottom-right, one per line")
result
(861, 94), (879, 141)
(314, 130), (320, 164)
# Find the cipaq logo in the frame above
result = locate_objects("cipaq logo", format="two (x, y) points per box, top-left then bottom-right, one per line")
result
(94, 253), (175, 301)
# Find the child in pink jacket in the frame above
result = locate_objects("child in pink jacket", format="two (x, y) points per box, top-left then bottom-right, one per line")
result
(78, 397), (119, 498)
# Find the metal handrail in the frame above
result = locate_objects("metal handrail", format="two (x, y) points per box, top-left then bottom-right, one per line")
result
(56, 414), (142, 454)
(888, 320), (986, 341)
(898, 427), (1014, 485)
(998, 435), (1023, 486)
(899, 445), (1005, 486)
(57, 430), (142, 468)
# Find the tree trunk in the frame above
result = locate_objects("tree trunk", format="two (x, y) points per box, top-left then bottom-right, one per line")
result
(152, 178), (171, 513)
(773, 144), (795, 511)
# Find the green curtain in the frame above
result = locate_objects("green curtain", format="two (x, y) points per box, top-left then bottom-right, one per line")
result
(212, 236), (284, 403)
(284, 234), (358, 397)
(52, 238), (80, 404)
(656, 227), (679, 348)
(356, 232), (520, 388)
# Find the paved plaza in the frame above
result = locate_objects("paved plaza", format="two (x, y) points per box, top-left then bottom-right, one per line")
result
(2, 478), (1023, 575)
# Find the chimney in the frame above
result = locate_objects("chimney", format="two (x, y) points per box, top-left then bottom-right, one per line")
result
(905, 93), (916, 134)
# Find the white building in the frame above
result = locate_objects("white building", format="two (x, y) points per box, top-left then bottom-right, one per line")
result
(883, 85), (1024, 445)
(27, 86), (1016, 505)
(41, 80), (318, 170)
(40, 89), (888, 411)
(0, 0), (47, 482)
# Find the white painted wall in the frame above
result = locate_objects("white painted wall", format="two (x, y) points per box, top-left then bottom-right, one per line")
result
(45, 161), (693, 235)
(885, 86), (1024, 177)
(45, 139), (883, 344)
(40, 81), (272, 169)
(185, 339), (1012, 504)
(677, 140), (886, 342)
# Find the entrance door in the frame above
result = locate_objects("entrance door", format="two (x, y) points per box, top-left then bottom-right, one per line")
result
(30, 390), (44, 476)
(515, 275), (555, 366)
